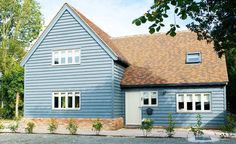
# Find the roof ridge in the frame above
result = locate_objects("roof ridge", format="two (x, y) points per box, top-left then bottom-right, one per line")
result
(67, 3), (129, 65)
(110, 30), (191, 39)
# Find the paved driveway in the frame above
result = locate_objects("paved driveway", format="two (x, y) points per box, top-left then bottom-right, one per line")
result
(0, 133), (235, 144)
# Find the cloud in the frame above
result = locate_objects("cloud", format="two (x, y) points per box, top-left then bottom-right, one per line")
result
(37, 0), (189, 37)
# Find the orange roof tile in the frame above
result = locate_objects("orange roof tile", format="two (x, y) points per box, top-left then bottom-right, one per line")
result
(111, 32), (228, 86)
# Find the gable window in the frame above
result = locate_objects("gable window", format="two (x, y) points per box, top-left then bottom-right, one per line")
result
(176, 93), (211, 112)
(52, 92), (81, 110)
(52, 49), (80, 65)
(141, 91), (158, 106)
(186, 52), (201, 63)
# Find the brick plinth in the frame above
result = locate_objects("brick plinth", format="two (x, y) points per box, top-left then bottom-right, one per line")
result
(21, 117), (124, 130)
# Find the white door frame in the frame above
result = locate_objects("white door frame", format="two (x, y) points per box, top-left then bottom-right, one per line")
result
(125, 91), (142, 125)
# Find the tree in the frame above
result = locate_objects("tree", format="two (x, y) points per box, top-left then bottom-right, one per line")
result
(0, 0), (43, 119)
(133, 0), (236, 113)
(1, 64), (24, 119)
(133, 0), (236, 56)
(0, 0), (42, 74)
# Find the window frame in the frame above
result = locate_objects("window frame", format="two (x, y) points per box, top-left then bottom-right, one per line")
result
(176, 93), (211, 113)
(52, 49), (81, 65)
(52, 91), (81, 110)
(186, 52), (202, 64)
(141, 91), (158, 107)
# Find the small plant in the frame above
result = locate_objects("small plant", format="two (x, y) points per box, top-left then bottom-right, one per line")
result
(220, 114), (235, 138)
(8, 123), (19, 133)
(0, 121), (4, 131)
(190, 114), (204, 137)
(92, 119), (103, 135)
(25, 122), (35, 134)
(66, 119), (78, 135)
(165, 113), (176, 137)
(48, 118), (58, 133)
(140, 118), (154, 137)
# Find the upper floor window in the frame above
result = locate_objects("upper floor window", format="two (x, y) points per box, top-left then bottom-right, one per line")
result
(186, 52), (201, 64)
(52, 49), (80, 65)
(141, 91), (158, 107)
(176, 93), (211, 112)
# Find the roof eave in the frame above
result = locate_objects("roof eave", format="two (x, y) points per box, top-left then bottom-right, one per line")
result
(121, 81), (228, 88)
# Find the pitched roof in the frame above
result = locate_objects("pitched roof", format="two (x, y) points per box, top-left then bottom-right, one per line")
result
(68, 4), (128, 65)
(111, 32), (228, 86)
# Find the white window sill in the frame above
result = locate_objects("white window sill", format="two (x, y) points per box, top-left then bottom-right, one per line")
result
(52, 108), (81, 110)
(52, 63), (81, 66)
(176, 110), (211, 113)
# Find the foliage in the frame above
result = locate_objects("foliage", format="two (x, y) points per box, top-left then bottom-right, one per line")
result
(8, 122), (19, 133)
(190, 114), (204, 137)
(165, 113), (175, 137)
(92, 119), (103, 135)
(25, 122), (35, 134)
(0, 121), (4, 130)
(133, 0), (236, 56)
(0, 64), (24, 119)
(0, 0), (43, 119)
(220, 114), (235, 138)
(66, 119), (78, 135)
(140, 118), (154, 137)
(48, 118), (58, 134)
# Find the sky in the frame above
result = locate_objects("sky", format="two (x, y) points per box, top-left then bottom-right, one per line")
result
(36, 0), (190, 37)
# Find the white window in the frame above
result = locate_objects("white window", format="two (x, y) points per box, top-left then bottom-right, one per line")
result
(52, 92), (81, 110)
(52, 49), (80, 65)
(141, 91), (158, 106)
(176, 93), (211, 112)
(186, 52), (201, 63)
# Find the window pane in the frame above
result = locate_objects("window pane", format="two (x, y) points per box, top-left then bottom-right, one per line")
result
(178, 95), (184, 110)
(75, 96), (80, 108)
(143, 92), (149, 105)
(74, 50), (80, 63)
(54, 52), (59, 64)
(187, 53), (201, 63)
(54, 97), (59, 108)
(186, 94), (193, 110)
(61, 51), (66, 64)
(75, 92), (80, 108)
(204, 102), (210, 110)
(68, 50), (73, 64)
(151, 92), (157, 105)
(61, 92), (66, 108)
(178, 102), (184, 110)
(195, 94), (201, 110)
(68, 92), (73, 108)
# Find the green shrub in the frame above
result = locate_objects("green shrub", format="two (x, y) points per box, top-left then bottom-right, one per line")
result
(220, 114), (235, 138)
(92, 119), (103, 135)
(0, 121), (4, 131)
(8, 123), (19, 133)
(140, 118), (154, 137)
(190, 114), (204, 137)
(48, 118), (58, 134)
(25, 122), (35, 134)
(165, 113), (175, 137)
(66, 119), (78, 135)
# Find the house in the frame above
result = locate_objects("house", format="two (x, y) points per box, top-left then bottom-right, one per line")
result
(21, 3), (228, 129)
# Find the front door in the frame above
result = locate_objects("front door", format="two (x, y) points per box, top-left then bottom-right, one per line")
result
(125, 91), (141, 125)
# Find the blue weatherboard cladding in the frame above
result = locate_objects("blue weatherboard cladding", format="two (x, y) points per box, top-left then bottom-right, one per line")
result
(24, 10), (119, 118)
(113, 63), (125, 118)
(128, 86), (226, 128)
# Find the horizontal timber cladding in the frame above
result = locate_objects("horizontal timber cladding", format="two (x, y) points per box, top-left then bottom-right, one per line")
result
(24, 10), (115, 118)
(113, 62), (125, 118)
(125, 86), (226, 128)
